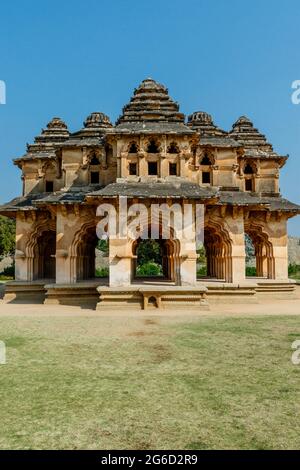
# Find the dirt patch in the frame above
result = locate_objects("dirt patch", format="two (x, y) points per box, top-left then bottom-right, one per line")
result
(127, 331), (148, 337)
(151, 343), (172, 363)
(144, 318), (158, 326)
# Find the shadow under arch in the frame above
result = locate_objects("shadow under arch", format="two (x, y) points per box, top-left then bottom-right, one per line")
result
(203, 219), (233, 282)
(129, 221), (181, 285)
(244, 221), (275, 279)
(69, 220), (104, 282)
(26, 218), (56, 281)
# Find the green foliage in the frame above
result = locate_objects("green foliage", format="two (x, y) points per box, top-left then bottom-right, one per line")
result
(288, 263), (300, 280)
(288, 263), (300, 275)
(95, 267), (109, 278)
(0, 264), (15, 279)
(0, 216), (15, 258)
(197, 246), (206, 264)
(246, 266), (256, 277)
(245, 234), (255, 263)
(136, 240), (161, 266)
(197, 265), (207, 277)
(136, 261), (162, 277)
(97, 239), (109, 256)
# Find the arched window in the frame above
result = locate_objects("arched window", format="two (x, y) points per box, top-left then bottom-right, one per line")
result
(200, 154), (212, 165)
(200, 153), (213, 185)
(128, 142), (138, 153)
(90, 153), (100, 165)
(43, 162), (57, 192)
(147, 140), (159, 153)
(167, 142), (179, 154)
(89, 152), (100, 184)
(244, 162), (256, 192)
(244, 163), (254, 174)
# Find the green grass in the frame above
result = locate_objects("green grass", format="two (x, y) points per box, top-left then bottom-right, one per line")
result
(0, 314), (300, 449)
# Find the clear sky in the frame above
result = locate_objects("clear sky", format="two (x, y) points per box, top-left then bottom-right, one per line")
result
(0, 0), (299, 234)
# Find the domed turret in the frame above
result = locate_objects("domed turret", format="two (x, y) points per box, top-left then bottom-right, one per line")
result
(187, 111), (225, 136)
(83, 112), (112, 129)
(230, 116), (272, 150)
(36, 117), (69, 141)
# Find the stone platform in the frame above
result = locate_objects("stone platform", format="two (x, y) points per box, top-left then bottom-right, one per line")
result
(44, 280), (102, 308)
(3, 280), (50, 303)
(97, 285), (209, 310)
(1, 278), (297, 309)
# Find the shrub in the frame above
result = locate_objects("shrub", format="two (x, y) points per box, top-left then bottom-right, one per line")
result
(197, 265), (207, 277)
(136, 261), (162, 277)
(95, 267), (109, 278)
(0, 263), (15, 280)
(246, 266), (256, 277)
(0, 216), (15, 258)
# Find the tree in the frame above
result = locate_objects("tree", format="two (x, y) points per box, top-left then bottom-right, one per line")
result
(136, 240), (161, 266)
(0, 216), (15, 258)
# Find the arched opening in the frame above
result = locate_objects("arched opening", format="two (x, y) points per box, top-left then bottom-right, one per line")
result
(33, 230), (56, 280)
(200, 153), (213, 185)
(128, 142), (138, 153)
(167, 142), (179, 154)
(131, 235), (180, 284)
(200, 154), (212, 165)
(244, 163), (254, 174)
(90, 153), (100, 165)
(89, 152), (101, 185)
(147, 139), (160, 153)
(197, 223), (233, 282)
(134, 239), (163, 278)
(43, 162), (57, 193)
(244, 163), (255, 192)
(74, 225), (109, 282)
(245, 227), (274, 279)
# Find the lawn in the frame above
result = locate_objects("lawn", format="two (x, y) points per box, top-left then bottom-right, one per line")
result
(0, 312), (300, 449)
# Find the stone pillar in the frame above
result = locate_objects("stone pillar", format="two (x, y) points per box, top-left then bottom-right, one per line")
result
(271, 244), (288, 280)
(56, 207), (95, 284)
(179, 210), (197, 286)
(109, 237), (133, 287)
(226, 209), (246, 283)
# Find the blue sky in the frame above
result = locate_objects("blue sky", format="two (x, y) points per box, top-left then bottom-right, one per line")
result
(0, 0), (299, 234)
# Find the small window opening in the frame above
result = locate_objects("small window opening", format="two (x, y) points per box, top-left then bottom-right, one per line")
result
(91, 171), (100, 184)
(245, 179), (253, 191)
(45, 181), (54, 192)
(148, 162), (158, 175)
(169, 163), (177, 176)
(202, 172), (211, 184)
(129, 163), (137, 175)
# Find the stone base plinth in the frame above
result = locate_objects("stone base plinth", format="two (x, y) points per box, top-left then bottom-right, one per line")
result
(201, 280), (258, 304)
(255, 279), (297, 299)
(44, 281), (100, 308)
(97, 285), (209, 310)
(3, 280), (50, 303)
